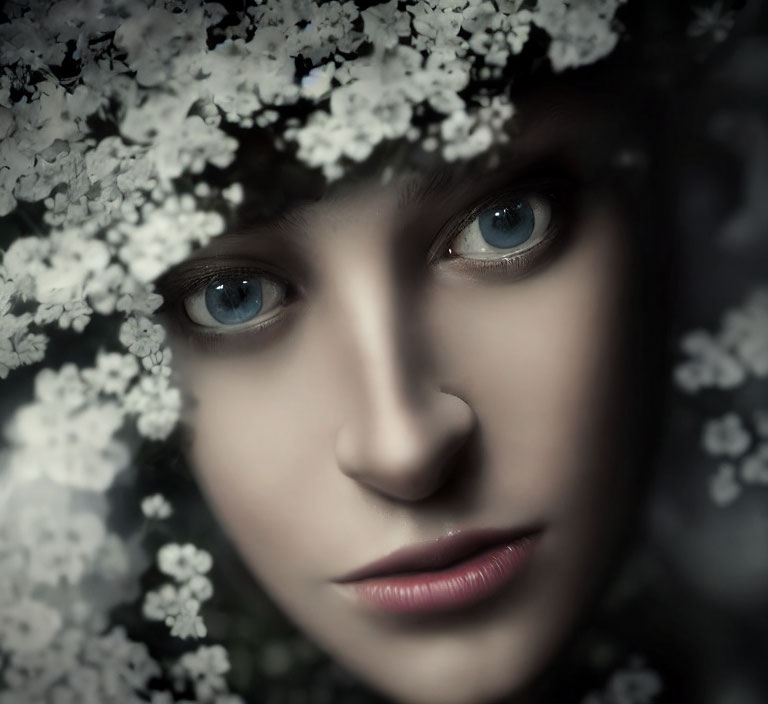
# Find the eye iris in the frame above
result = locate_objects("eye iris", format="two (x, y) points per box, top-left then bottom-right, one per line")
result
(204, 278), (263, 324)
(477, 201), (535, 249)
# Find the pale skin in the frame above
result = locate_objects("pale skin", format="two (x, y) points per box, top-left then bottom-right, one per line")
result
(160, 100), (637, 704)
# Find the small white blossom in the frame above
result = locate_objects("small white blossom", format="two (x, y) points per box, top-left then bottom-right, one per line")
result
(177, 645), (230, 700)
(82, 352), (140, 396)
(533, 0), (626, 73)
(141, 493), (173, 520)
(157, 543), (213, 583)
(19, 508), (106, 586)
(34, 364), (90, 410)
(710, 463), (742, 507)
(119, 316), (166, 358)
(180, 575), (214, 603)
(361, 0), (412, 49)
(143, 584), (184, 622)
(702, 413), (752, 458)
(741, 443), (768, 485)
(719, 290), (768, 378)
(0, 599), (62, 654)
(674, 329), (746, 392)
(167, 598), (207, 640)
(688, 1), (736, 43)
(124, 374), (182, 440)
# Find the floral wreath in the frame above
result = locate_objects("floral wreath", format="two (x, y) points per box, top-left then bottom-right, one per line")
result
(0, 0), (757, 702)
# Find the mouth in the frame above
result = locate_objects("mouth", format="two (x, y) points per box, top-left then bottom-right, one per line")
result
(334, 527), (542, 615)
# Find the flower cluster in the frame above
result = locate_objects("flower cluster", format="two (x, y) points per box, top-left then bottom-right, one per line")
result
(143, 544), (215, 640)
(674, 289), (768, 506)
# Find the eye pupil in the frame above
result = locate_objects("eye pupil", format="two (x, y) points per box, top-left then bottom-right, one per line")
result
(204, 278), (263, 324)
(478, 201), (535, 249)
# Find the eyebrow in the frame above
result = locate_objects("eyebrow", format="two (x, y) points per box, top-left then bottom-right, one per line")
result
(396, 168), (460, 210)
(205, 166), (463, 248)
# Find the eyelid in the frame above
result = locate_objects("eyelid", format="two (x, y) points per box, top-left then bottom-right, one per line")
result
(157, 259), (292, 305)
(184, 276), (287, 330)
(427, 175), (573, 266)
(155, 260), (296, 338)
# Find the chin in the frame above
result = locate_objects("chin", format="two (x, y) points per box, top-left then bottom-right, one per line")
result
(318, 619), (555, 704)
(352, 659), (532, 704)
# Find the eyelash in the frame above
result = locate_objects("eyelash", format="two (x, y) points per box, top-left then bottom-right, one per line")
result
(159, 178), (573, 346)
(431, 178), (571, 277)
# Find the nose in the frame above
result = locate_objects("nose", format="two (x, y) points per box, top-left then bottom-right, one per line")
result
(332, 265), (476, 502)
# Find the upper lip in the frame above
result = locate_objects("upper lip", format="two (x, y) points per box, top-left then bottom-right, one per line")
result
(334, 526), (542, 583)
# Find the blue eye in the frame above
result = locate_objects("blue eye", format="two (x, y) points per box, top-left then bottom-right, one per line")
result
(477, 202), (535, 248)
(449, 196), (552, 260)
(184, 274), (287, 329)
(205, 279), (263, 324)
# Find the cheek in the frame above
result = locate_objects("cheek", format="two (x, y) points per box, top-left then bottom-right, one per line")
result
(176, 317), (356, 584)
(432, 205), (630, 557)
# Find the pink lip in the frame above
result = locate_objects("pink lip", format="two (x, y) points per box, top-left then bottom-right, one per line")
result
(334, 528), (541, 615)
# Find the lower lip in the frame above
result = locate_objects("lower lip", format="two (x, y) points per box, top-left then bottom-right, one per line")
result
(344, 537), (537, 615)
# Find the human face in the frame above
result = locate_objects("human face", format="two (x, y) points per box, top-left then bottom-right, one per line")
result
(160, 101), (635, 704)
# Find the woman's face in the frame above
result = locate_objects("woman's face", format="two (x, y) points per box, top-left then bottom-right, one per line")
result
(162, 99), (635, 704)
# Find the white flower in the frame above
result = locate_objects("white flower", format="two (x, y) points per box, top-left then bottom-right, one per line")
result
(141, 346), (173, 377)
(143, 584), (184, 622)
(82, 352), (140, 396)
(688, 1), (736, 42)
(141, 493), (173, 520)
(361, 0), (412, 49)
(151, 116), (238, 180)
(117, 200), (226, 283)
(221, 183), (244, 205)
(167, 598), (207, 640)
(180, 575), (214, 603)
(20, 509), (106, 586)
(177, 645), (229, 700)
(533, 0), (626, 73)
(741, 443), (768, 485)
(2, 237), (51, 300)
(674, 330), (745, 392)
(7, 399), (129, 490)
(710, 463), (741, 507)
(34, 364), (90, 410)
(11, 330), (48, 368)
(440, 110), (493, 161)
(0, 599), (62, 654)
(124, 374), (182, 440)
(59, 300), (93, 332)
(119, 316), (166, 358)
(84, 264), (127, 316)
(702, 413), (751, 458)
(719, 290), (768, 378)
(605, 658), (662, 703)
(157, 543), (213, 583)
(115, 280), (164, 317)
(81, 626), (160, 695)
(180, 644), (230, 678)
